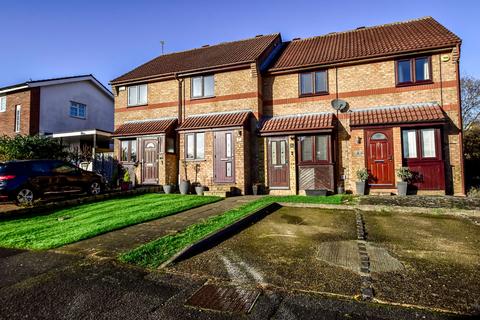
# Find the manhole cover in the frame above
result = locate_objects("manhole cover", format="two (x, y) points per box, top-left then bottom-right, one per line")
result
(185, 284), (260, 314)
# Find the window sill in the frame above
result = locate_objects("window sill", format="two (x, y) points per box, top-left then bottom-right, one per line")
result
(70, 116), (86, 120)
(127, 103), (148, 108)
(395, 80), (433, 88)
(184, 159), (206, 162)
(298, 92), (329, 98)
(190, 95), (216, 101)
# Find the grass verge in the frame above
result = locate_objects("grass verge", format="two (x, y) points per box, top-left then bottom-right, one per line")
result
(0, 194), (221, 250)
(119, 194), (345, 268)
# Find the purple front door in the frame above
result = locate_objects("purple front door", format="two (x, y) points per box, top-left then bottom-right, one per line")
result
(214, 131), (235, 183)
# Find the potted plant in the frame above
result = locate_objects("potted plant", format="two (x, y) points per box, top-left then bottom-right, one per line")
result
(163, 172), (174, 194)
(356, 168), (369, 195)
(120, 169), (132, 191)
(193, 164), (204, 195)
(396, 167), (413, 196)
(179, 160), (191, 195)
(252, 182), (263, 196)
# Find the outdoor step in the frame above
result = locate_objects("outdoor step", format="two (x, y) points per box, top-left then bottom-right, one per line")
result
(204, 190), (230, 197)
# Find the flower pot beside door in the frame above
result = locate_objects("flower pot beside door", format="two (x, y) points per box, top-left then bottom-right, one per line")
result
(195, 185), (205, 195)
(163, 184), (173, 194)
(179, 180), (191, 195)
(355, 168), (369, 195)
(396, 167), (413, 196)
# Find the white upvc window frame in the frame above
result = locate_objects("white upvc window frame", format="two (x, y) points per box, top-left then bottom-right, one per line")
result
(0, 95), (6, 112)
(127, 84), (148, 106)
(70, 101), (87, 119)
(14, 105), (21, 133)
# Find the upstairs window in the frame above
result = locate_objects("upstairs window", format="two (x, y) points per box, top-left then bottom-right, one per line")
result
(191, 75), (214, 98)
(14, 105), (21, 133)
(185, 132), (205, 160)
(396, 56), (431, 85)
(70, 102), (87, 119)
(127, 84), (147, 106)
(300, 70), (328, 96)
(0, 96), (6, 112)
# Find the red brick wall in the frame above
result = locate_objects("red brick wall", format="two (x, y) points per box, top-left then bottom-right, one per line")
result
(0, 88), (39, 136)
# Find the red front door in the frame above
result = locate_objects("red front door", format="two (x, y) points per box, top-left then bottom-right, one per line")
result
(365, 129), (394, 187)
(214, 131), (235, 183)
(268, 137), (289, 188)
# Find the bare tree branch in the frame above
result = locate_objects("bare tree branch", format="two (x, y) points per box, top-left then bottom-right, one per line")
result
(461, 75), (480, 130)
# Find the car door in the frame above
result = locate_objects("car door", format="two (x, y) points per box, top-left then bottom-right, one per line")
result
(51, 161), (83, 193)
(29, 161), (58, 194)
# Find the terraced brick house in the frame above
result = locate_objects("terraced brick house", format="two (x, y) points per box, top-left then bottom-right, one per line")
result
(111, 17), (465, 196)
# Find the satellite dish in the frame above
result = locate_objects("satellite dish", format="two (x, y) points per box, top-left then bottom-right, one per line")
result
(331, 99), (349, 113)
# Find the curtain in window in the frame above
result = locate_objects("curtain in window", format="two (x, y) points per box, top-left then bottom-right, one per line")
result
(415, 58), (429, 81)
(301, 136), (313, 161)
(196, 133), (205, 159)
(186, 134), (195, 158)
(204, 76), (214, 97)
(398, 60), (411, 83)
(300, 73), (313, 94)
(138, 85), (147, 104)
(421, 129), (436, 157)
(192, 77), (203, 97)
(128, 86), (137, 105)
(315, 135), (328, 161)
(315, 71), (327, 93)
(402, 130), (417, 158)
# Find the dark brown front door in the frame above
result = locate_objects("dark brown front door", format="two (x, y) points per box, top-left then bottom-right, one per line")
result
(365, 129), (394, 187)
(141, 138), (159, 184)
(214, 131), (235, 183)
(268, 137), (289, 188)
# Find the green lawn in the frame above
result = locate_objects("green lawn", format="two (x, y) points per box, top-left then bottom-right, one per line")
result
(0, 194), (221, 250)
(119, 195), (345, 268)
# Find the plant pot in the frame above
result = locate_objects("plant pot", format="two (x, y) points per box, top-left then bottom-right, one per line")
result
(195, 186), (205, 195)
(179, 180), (191, 195)
(337, 185), (345, 194)
(252, 184), (261, 195)
(397, 181), (408, 196)
(120, 182), (131, 191)
(163, 184), (173, 194)
(356, 181), (366, 195)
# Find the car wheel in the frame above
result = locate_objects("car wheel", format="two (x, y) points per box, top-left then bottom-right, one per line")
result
(88, 181), (102, 195)
(16, 188), (35, 205)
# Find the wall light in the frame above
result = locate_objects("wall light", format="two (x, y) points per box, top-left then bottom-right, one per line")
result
(356, 136), (362, 144)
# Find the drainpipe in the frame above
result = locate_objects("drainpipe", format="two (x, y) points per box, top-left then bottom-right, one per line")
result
(174, 73), (184, 124)
(455, 44), (466, 196)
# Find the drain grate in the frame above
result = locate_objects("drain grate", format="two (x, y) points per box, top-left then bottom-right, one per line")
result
(185, 284), (260, 314)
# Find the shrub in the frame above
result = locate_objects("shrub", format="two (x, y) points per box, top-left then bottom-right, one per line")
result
(356, 168), (369, 181)
(467, 187), (480, 198)
(396, 167), (413, 182)
(0, 135), (68, 161)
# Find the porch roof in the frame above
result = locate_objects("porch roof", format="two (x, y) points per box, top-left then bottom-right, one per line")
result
(349, 103), (446, 127)
(113, 118), (177, 137)
(178, 111), (251, 131)
(258, 112), (335, 135)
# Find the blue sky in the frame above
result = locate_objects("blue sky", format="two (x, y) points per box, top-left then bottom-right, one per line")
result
(0, 0), (478, 88)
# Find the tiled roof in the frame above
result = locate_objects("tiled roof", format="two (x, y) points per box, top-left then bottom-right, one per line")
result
(113, 118), (177, 137)
(259, 113), (335, 135)
(270, 17), (460, 72)
(112, 34), (280, 83)
(349, 103), (445, 126)
(178, 111), (251, 131)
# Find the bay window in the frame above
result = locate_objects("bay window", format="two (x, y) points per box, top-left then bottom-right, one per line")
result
(396, 56), (431, 85)
(185, 132), (205, 160)
(298, 134), (330, 163)
(121, 139), (137, 162)
(402, 128), (440, 160)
